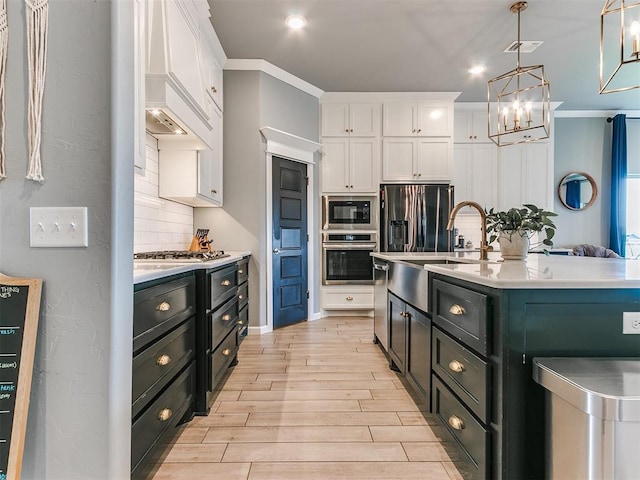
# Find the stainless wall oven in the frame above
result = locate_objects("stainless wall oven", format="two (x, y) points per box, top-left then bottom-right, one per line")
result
(322, 195), (376, 230)
(322, 232), (376, 285)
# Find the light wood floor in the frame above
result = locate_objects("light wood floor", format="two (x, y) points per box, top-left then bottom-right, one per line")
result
(148, 316), (471, 480)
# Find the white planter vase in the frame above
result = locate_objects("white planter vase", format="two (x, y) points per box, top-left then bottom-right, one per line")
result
(498, 230), (530, 260)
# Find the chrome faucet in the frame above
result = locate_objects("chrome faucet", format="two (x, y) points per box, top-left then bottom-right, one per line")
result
(447, 201), (489, 261)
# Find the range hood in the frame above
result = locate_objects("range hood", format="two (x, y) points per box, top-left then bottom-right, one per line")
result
(145, 0), (212, 150)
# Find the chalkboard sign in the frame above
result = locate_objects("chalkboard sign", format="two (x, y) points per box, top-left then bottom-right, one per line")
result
(0, 274), (42, 480)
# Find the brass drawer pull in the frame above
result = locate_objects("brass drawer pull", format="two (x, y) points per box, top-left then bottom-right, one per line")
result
(156, 354), (172, 366)
(448, 415), (465, 431)
(222, 348), (232, 356)
(448, 360), (465, 373)
(238, 269), (244, 274)
(222, 314), (232, 322)
(346, 296), (354, 301)
(158, 408), (173, 422)
(449, 304), (465, 315)
(238, 319), (244, 325)
(238, 294), (244, 300)
(156, 301), (171, 312)
(221, 279), (231, 286)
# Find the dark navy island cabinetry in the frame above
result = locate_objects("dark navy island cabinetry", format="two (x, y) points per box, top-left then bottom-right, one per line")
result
(429, 273), (640, 480)
(131, 272), (196, 478)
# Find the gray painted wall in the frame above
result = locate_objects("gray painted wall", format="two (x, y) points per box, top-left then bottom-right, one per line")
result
(0, 2), (132, 478)
(553, 117), (611, 248)
(194, 70), (319, 327)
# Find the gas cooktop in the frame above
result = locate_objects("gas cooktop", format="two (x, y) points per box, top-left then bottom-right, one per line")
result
(134, 250), (229, 262)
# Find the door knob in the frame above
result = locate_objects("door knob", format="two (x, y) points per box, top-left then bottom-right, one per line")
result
(273, 248), (280, 254)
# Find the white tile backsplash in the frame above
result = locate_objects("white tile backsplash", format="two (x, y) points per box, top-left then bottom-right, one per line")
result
(134, 134), (194, 252)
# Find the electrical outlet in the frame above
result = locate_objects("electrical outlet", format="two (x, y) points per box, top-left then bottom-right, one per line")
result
(622, 312), (640, 334)
(30, 207), (88, 247)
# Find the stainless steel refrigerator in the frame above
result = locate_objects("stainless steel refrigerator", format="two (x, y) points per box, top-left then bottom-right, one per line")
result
(380, 184), (454, 252)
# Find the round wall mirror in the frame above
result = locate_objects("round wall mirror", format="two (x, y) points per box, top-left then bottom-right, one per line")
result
(558, 172), (598, 211)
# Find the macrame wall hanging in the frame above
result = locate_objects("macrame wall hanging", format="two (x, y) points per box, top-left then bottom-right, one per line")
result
(25, 0), (48, 182)
(0, 0), (8, 181)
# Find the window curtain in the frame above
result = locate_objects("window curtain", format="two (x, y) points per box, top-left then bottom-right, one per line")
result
(565, 179), (581, 209)
(609, 114), (627, 256)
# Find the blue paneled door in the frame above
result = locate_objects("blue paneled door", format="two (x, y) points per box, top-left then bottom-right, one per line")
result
(272, 156), (308, 329)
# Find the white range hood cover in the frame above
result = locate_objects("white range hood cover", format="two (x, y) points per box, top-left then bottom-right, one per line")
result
(146, 0), (212, 150)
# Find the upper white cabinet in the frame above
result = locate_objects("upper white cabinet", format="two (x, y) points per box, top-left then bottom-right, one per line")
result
(199, 18), (224, 112)
(497, 142), (553, 212)
(159, 147), (221, 207)
(383, 103), (452, 137)
(321, 137), (379, 193)
(321, 103), (380, 137)
(452, 144), (498, 213)
(453, 110), (491, 143)
(382, 138), (451, 182)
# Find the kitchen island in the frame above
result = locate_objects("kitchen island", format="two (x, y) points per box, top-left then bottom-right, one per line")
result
(372, 251), (640, 480)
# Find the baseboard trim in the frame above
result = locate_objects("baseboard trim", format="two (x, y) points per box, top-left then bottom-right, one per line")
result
(308, 311), (322, 322)
(248, 325), (272, 335)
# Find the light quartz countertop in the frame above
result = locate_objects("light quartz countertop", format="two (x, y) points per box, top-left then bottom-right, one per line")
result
(371, 251), (640, 289)
(134, 251), (251, 285)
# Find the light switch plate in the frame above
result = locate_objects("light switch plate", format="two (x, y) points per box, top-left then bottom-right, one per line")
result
(30, 207), (88, 247)
(623, 312), (640, 334)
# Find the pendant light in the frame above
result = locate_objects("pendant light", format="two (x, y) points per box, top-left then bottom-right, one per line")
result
(487, 2), (551, 147)
(600, 0), (640, 94)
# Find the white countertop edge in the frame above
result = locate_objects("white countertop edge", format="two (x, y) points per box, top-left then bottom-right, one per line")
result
(134, 251), (251, 285)
(371, 252), (640, 289)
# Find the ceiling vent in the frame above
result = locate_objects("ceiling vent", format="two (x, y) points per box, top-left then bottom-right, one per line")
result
(504, 40), (543, 53)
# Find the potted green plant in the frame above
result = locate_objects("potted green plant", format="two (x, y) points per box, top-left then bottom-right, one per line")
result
(485, 204), (558, 260)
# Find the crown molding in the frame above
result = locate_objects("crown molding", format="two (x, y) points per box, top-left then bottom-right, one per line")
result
(223, 59), (324, 98)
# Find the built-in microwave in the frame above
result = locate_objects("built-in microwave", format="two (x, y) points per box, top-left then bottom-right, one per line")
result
(322, 195), (377, 230)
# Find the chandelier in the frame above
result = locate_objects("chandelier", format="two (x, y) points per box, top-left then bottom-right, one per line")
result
(487, 2), (551, 147)
(600, 0), (640, 94)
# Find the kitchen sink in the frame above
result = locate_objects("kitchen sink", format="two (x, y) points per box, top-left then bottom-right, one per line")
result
(399, 258), (480, 267)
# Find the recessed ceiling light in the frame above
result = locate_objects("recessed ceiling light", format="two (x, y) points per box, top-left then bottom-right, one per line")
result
(286, 15), (307, 29)
(468, 65), (487, 75)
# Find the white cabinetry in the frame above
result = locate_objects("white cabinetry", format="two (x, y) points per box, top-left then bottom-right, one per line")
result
(453, 110), (490, 143)
(452, 144), (498, 213)
(321, 138), (379, 193)
(159, 148), (221, 207)
(497, 142), (553, 212)
(382, 138), (451, 182)
(321, 286), (374, 310)
(321, 103), (380, 137)
(383, 103), (452, 137)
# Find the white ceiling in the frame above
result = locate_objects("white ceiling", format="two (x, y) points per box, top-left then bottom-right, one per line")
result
(208, 0), (640, 111)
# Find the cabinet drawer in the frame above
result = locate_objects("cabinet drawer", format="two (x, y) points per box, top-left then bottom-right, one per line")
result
(432, 326), (489, 423)
(211, 296), (238, 350)
(132, 319), (195, 418)
(134, 275), (196, 353)
(238, 282), (249, 309)
(131, 363), (194, 475)
(210, 326), (238, 389)
(432, 279), (489, 356)
(208, 265), (238, 310)
(237, 257), (249, 285)
(238, 304), (249, 342)
(432, 376), (489, 479)
(323, 291), (373, 309)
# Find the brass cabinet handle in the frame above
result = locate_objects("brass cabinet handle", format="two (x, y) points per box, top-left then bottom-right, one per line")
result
(417, 128), (422, 133)
(156, 354), (172, 366)
(345, 185), (349, 189)
(211, 86), (217, 93)
(238, 269), (244, 274)
(222, 314), (232, 322)
(346, 296), (354, 301)
(222, 348), (232, 356)
(349, 128), (353, 133)
(211, 189), (218, 194)
(158, 408), (173, 422)
(221, 279), (231, 286)
(448, 415), (465, 431)
(238, 294), (244, 300)
(448, 360), (465, 373)
(345, 128), (349, 133)
(449, 304), (466, 315)
(156, 301), (171, 312)
(238, 319), (244, 325)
